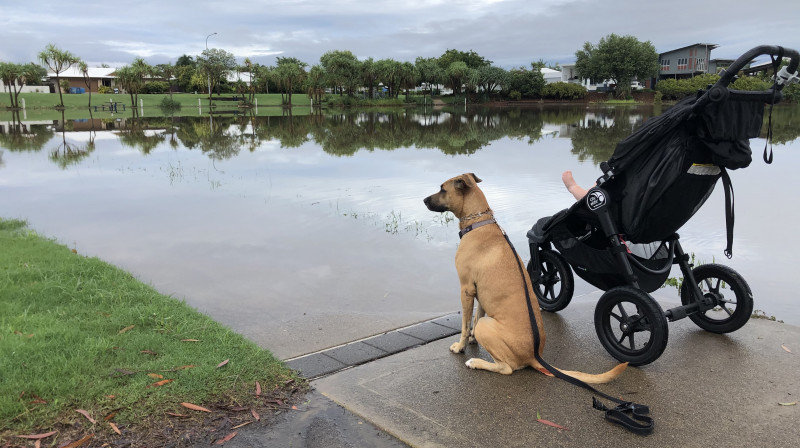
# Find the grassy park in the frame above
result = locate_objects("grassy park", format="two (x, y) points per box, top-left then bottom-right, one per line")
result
(0, 218), (305, 446)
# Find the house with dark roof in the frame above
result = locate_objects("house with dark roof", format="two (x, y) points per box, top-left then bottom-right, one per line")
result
(658, 43), (718, 79)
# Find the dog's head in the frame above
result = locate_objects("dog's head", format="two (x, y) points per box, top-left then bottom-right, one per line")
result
(423, 173), (484, 217)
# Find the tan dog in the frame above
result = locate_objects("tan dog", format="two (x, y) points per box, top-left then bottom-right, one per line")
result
(424, 173), (627, 383)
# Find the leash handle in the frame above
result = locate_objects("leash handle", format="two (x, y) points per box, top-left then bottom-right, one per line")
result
(502, 232), (655, 436)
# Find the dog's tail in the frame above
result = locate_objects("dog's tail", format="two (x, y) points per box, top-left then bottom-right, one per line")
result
(541, 362), (628, 384)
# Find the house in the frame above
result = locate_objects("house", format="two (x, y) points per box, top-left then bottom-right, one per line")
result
(541, 67), (562, 84)
(658, 43), (718, 80)
(559, 63), (639, 91)
(46, 67), (117, 93)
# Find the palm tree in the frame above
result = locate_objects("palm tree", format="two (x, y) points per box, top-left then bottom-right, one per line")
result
(79, 61), (93, 108)
(38, 44), (80, 107)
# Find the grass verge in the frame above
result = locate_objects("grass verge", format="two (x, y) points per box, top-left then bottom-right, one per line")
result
(0, 218), (306, 446)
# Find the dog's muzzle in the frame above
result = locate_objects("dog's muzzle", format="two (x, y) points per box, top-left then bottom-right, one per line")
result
(424, 195), (448, 213)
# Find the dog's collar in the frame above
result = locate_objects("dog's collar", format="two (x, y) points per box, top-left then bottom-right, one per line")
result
(458, 218), (497, 239)
(459, 209), (493, 223)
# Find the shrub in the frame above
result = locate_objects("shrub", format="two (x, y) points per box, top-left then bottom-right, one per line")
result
(143, 81), (170, 94)
(542, 82), (587, 100)
(158, 96), (182, 112)
(508, 90), (522, 101)
(98, 86), (112, 94)
(656, 73), (720, 100)
(783, 83), (800, 103)
(730, 76), (772, 91)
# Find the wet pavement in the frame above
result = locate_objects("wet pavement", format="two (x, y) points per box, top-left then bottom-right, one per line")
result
(226, 292), (800, 447)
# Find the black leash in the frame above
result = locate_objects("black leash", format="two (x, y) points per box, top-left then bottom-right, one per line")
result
(500, 231), (655, 436)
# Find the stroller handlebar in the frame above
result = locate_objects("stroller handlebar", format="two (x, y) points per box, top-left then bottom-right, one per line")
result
(693, 45), (799, 112)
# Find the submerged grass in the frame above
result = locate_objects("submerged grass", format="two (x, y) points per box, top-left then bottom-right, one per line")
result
(0, 218), (303, 445)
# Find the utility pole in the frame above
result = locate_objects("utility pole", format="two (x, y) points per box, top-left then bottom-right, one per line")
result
(206, 32), (217, 99)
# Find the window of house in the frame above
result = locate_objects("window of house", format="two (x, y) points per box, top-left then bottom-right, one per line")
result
(677, 58), (688, 70)
(660, 58), (670, 71)
(696, 58), (706, 72)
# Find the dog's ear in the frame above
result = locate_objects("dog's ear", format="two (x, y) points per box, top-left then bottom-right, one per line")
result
(454, 173), (481, 191)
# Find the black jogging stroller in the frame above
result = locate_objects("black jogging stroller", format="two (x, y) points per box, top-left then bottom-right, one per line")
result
(527, 45), (800, 366)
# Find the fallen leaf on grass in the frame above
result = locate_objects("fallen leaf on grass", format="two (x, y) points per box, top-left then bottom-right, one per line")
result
(181, 339), (200, 342)
(537, 418), (570, 431)
(15, 430), (58, 439)
(215, 431), (237, 444)
(181, 402), (212, 413)
(118, 325), (135, 335)
(251, 409), (260, 421)
(140, 350), (158, 356)
(232, 421), (253, 429)
(148, 373), (164, 379)
(291, 405), (298, 410)
(112, 368), (136, 376)
(255, 381), (261, 396)
(109, 422), (121, 435)
(147, 379), (173, 388)
(779, 402), (797, 406)
(166, 412), (188, 417)
(217, 359), (229, 368)
(60, 434), (93, 448)
(76, 409), (96, 424)
(782, 344), (792, 353)
(104, 412), (117, 421)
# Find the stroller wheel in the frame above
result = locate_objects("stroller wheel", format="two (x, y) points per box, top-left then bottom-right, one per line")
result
(527, 250), (574, 312)
(680, 264), (753, 334)
(595, 286), (669, 366)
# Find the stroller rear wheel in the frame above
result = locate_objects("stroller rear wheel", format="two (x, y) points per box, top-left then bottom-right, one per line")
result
(595, 286), (669, 366)
(680, 264), (753, 334)
(527, 250), (574, 312)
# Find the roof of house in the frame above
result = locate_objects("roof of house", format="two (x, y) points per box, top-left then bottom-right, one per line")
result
(659, 43), (719, 56)
(47, 67), (117, 78)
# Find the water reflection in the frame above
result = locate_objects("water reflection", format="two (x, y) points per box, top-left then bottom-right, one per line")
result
(1, 104), (799, 358)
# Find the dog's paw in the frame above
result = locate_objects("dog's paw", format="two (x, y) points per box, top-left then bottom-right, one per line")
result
(449, 342), (465, 353)
(465, 359), (477, 369)
(468, 335), (477, 345)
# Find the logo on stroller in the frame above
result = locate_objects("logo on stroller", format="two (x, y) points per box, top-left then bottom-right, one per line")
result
(586, 190), (606, 210)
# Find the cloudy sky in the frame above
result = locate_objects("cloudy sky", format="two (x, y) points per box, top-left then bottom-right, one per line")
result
(2, 0), (798, 69)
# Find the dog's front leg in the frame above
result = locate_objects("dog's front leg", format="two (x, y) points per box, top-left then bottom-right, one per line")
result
(450, 284), (476, 354)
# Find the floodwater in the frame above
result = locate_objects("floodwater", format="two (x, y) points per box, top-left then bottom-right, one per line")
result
(1, 104), (798, 359)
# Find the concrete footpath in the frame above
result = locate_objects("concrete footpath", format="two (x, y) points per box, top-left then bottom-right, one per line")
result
(228, 293), (800, 447)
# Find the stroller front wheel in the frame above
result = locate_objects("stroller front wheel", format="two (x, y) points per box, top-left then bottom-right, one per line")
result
(595, 286), (669, 366)
(680, 264), (753, 334)
(527, 250), (574, 312)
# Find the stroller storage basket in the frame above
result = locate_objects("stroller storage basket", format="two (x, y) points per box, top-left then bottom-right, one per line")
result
(549, 220), (673, 293)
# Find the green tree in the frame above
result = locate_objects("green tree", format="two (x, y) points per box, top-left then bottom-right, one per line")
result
(506, 64), (546, 99)
(361, 57), (379, 99)
(415, 57), (442, 98)
(78, 61), (94, 108)
(197, 48), (237, 99)
(438, 49), (491, 70)
(115, 58), (152, 110)
(319, 50), (361, 96)
(306, 64), (326, 106)
(376, 59), (402, 98)
(398, 62), (418, 101)
(273, 57), (307, 105)
(575, 34), (659, 98)
(156, 62), (177, 98)
(476, 65), (508, 96)
(0, 62), (46, 109)
(445, 61), (471, 95)
(38, 44), (80, 107)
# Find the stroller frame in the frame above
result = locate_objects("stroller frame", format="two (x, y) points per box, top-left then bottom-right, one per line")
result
(527, 45), (799, 366)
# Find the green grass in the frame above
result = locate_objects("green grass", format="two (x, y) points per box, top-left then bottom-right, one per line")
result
(0, 218), (301, 440)
(0, 92), (315, 121)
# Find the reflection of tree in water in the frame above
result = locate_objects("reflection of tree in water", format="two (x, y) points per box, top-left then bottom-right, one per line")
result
(49, 111), (95, 169)
(570, 107), (646, 165)
(115, 115), (167, 154)
(764, 105), (800, 145)
(0, 113), (54, 153)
